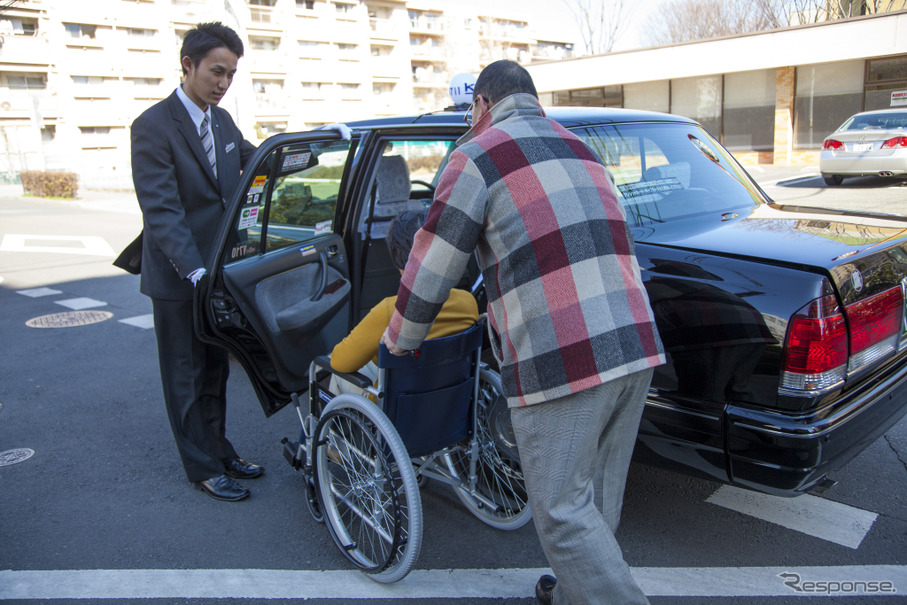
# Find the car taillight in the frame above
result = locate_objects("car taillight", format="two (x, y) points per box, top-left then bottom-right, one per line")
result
(781, 286), (905, 393)
(823, 139), (844, 150)
(882, 136), (907, 148)
(781, 295), (847, 391)
(847, 286), (902, 372)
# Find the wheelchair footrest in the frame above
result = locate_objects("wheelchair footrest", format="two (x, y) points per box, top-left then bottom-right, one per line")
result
(281, 437), (303, 470)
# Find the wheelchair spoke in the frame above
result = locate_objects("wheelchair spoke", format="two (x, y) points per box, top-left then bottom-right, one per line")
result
(315, 403), (420, 579)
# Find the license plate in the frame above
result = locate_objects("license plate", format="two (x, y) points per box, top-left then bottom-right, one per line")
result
(852, 142), (874, 152)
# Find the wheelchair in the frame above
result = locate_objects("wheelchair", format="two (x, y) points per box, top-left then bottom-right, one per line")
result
(280, 318), (531, 583)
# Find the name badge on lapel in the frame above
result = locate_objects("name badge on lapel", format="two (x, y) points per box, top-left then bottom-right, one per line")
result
(225, 142), (235, 154)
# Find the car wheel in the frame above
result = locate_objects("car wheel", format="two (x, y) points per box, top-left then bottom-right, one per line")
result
(823, 174), (843, 186)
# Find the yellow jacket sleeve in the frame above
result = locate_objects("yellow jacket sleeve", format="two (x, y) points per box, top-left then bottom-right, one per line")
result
(330, 297), (394, 373)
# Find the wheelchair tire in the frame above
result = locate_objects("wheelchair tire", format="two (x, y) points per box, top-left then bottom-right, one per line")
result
(313, 394), (422, 583)
(444, 367), (532, 531)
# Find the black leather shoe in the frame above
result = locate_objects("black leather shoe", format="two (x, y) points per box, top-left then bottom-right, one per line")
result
(535, 575), (556, 605)
(223, 457), (264, 480)
(195, 474), (250, 501)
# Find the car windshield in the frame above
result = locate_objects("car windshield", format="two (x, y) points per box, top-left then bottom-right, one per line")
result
(572, 122), (763, 228)
(838, 111), (907, 131)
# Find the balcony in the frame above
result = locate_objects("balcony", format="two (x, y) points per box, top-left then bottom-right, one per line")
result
(0, 33), (49, 67)
(369, 18), (401, 40)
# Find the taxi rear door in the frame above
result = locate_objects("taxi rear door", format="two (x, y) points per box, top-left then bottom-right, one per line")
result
(195, 132), (357, 416)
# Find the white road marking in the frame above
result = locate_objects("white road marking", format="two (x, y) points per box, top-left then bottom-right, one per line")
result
(55, 297), (108, 311)
(0, 566), (902, 600)
(16, 287), (63, 298)
(0, 234), (115, 256)
(707, 485), (877, 549)
(119, 314), (154, 329)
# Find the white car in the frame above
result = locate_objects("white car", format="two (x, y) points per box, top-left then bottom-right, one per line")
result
(819, 108), (907, 186)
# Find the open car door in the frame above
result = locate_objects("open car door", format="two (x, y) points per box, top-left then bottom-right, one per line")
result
(195, 132), (357, 417)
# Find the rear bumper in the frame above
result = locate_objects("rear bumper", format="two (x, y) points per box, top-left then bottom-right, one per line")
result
(819, 153), (907, 176)
(726, 359), (907, 496)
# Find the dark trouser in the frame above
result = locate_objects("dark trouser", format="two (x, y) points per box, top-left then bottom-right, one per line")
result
(151, 298), (236, 483)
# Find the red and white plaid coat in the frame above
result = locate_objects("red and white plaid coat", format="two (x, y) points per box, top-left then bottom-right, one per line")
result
(387, 93), (665, 407)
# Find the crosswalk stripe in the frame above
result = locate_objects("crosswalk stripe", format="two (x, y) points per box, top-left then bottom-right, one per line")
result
(16, 287), (62, 298)
(707, 486), (877, 549)
(118, 314), (154, 329)
(0, 566), (903, 600)
(55, 297), (107, 310)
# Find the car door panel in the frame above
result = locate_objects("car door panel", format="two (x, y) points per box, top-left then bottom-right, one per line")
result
(197, 132), (356, 417)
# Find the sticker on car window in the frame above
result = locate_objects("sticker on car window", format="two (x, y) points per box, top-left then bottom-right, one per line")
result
(250, 175), (268, 193)
(281, 151), (312, 172)
(237, 205), (260, 231)
(315, 220), (332, 235)
(618, 178), (683, 199)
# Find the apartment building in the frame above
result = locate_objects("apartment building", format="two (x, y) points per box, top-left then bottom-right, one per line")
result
(0, 0), (572, 189)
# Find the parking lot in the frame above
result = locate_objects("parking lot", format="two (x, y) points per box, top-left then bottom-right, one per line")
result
(0, 169), (905, 603)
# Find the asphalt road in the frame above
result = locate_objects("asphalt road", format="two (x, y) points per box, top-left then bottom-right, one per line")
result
(0, 169), (905, 604)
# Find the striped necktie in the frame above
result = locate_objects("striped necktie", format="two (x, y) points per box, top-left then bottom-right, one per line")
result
(199, 113), (216, 177)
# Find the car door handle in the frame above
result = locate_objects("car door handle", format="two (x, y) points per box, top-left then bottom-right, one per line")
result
(310, 249), (330, 302)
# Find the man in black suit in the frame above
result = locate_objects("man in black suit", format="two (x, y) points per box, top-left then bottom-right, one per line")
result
(131, 22), (260, 501)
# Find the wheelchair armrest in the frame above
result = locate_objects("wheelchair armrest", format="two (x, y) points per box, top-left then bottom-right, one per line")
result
(312, 355), (374, 390)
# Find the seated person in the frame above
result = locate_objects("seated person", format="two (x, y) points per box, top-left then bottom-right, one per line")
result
(330, 210), (478, 392)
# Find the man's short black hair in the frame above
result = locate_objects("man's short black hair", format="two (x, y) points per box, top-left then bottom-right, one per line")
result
(386, 210), (428, 272)
(473, 60), (538, 104)
(180, 22), (244, 75)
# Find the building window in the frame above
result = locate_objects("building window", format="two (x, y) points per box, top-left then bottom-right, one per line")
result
(671, 75), (722, 137)
(373, 82), (394, 95)
(249, 36), (280, 51)
(335, 2), (355, 14)
(623, 80), (669, 113)
(865, 55), (907, 111)
(794, 60), (863, 149)
(126, 27), (155, 37)
(4, 73), (47, 90)
(297, 0), (315, 8)
(128, 77), (162, 86)
(256, 122), (287, 137)
(71, 76), (106, 85)
(79, 127), (112, 135)
(249, 0), (276, 5)
(723, 70), (776, 152)
(41, 126), (55, 142)
(1, 17), (38, 36)
(64, 23), (97, 39)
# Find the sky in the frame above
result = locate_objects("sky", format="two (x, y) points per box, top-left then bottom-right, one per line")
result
(453, 0), (667, 53)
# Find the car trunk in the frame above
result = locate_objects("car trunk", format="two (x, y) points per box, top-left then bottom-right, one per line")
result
(638, 202), (907, 410)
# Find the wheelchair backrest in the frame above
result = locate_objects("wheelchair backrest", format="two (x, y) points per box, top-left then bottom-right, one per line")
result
(377, 319), (485, 457)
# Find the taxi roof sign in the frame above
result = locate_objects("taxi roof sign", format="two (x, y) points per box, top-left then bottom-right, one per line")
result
(449, 73), (476, 107)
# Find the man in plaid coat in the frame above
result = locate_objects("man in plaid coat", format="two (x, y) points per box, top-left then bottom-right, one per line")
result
(382, 60), (665, 604)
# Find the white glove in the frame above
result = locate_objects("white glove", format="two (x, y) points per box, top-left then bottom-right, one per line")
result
(321, 123), (352, 140)
(188, 267), (207, 285)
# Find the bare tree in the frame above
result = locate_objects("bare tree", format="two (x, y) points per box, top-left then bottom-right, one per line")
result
(744, 0), (903, 29)
(645, 0), (904, 46)
(560, 0), (635, 55)
(642, 0), (774, 46)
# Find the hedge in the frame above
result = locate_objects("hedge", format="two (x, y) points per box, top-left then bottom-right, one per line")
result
(20, 170), (79, 199)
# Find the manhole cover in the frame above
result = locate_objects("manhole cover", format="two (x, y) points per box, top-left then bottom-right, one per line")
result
(0, 448), (35, 467)
(26, 310), (113, 328)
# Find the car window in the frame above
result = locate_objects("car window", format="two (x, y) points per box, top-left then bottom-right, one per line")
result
(358, 138), (455, 239)
(227, 139), (352, 264)
(839, 111), (907, 131)
(573, 123), (762, 228)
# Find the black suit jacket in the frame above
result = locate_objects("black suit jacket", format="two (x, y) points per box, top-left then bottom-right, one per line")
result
(130, 91), (256, 300)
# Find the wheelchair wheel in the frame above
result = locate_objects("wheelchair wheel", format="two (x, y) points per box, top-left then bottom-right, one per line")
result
(444, 367), (532, 530)
(314, 394), (422, 583)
